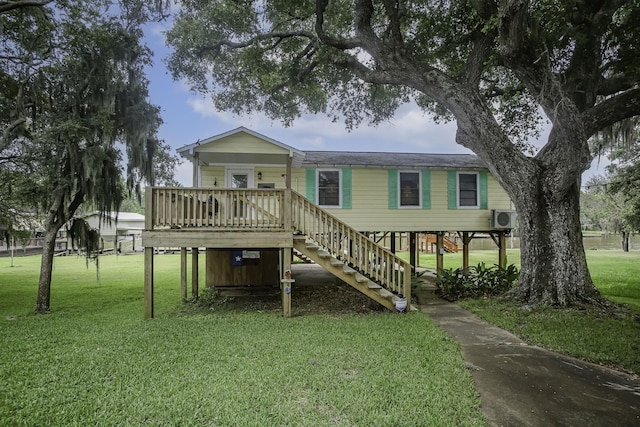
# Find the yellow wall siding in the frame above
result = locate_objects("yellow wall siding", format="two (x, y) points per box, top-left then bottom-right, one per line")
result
(201, 166), (225, 187)
(196, 134), (289, 155)
(198, 165), (512, 232)
(255, 167), (287, 188)
(299, 168), (511, 232)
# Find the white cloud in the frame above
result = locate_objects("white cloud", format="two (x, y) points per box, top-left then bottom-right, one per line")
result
(174, 159), (193, 186)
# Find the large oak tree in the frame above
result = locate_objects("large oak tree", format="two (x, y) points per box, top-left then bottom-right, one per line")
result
(166, 0), (640, 307)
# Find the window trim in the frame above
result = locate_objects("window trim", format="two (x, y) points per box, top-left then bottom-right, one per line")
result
(316, 169), (342, 207)
(457, 171), (480, 209)
(398, 170), (421, 208)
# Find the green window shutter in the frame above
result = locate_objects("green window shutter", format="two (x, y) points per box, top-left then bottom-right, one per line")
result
(421, 170), (431, 209)
(388, 169), (398, 209)
(341, 168), (352, 209)
(447, 170), (457, 210)
(479, 171), (488, 209)
(305, 168), (316, 202)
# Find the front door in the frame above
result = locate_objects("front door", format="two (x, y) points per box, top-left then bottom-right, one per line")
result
(225, 168), (254, 189)
(225, 168), (254, 218)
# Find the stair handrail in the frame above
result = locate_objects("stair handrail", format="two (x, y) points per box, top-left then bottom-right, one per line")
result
(291, 191), (412, 300)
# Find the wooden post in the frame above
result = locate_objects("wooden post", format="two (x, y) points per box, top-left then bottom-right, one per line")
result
(281, 248), (293, 317)
(191, 247), (199, 299)
(144, 247), (154, 319)
(498, 232), (507, 269)
(404, 261), (412, 305)
(180, 247), (187, 302)
(409, 232), (416, 276)
(436, 232), (444, 274)
(192, 152), (199, 187)
(462, 232), (470, 273)
(144, 187), (154, 319)
(285, 155), (292, 189)
(489, 232), (508, 269)
(282, 155), (294, 317)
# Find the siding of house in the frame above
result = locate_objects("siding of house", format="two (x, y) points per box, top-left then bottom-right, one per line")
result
(201, 166), (225, 187)
(294, 167), (511, 232)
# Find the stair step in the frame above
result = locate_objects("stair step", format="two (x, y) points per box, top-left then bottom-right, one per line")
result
(343, 268), (356, 275)
(330, 259), (344, 267)
(379, 289), (393, 299)
(305, 244), (319, 251)
(367, 283), (382, 289)
(318, 251), (331, 259)
(293, 235), (306, 241)
(355, 274), (369, 283)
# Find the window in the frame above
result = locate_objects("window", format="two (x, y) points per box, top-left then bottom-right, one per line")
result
(458, 172), (479, 207)
(399, 171), (420, 207)
(317, 170), (340, 206)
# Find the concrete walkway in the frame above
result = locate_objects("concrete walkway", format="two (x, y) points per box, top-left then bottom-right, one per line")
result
(415, 289), (640, 426)
(292, 264), (640, 425)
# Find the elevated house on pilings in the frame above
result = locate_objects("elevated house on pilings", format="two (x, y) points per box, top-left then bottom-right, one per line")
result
(142, 127), (515, 318)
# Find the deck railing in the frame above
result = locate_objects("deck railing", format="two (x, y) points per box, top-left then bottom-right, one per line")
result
(147, 187), (411, 300)
(291, 191), (412, 298)
(149, 187), (284, 229)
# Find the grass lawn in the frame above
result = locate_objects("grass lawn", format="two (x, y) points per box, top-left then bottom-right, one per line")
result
(0, 254), (487, 426)
(400, 249), (640, 374)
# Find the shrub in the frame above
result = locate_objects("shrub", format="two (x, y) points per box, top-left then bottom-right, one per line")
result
(195, 286), (219, 308)
(436, 263), (519, 301)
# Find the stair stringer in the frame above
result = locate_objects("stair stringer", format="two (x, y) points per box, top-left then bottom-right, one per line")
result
(293, 237), (400, 311)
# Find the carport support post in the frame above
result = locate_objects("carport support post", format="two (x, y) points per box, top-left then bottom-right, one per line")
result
(180, 247), (187, 302)
(436, 232), (444, 274)
(144, 247), (154, 319)
(191, 247), (199, 299)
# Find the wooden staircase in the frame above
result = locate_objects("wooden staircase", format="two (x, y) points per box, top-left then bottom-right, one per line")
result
(292, 236), (406, 311)
(291, 192), (412, 312)
(422, 234), (459, 253)
(292, 248), (313, 263)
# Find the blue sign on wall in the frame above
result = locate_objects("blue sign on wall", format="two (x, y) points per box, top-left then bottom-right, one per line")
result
(231, 250), (243, 266)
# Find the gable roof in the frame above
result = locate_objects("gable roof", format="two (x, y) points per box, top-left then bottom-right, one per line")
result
(177, 126), (306, 167)
(302, 151), (486, 169)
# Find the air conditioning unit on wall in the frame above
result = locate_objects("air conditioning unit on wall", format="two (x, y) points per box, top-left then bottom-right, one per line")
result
(491, 210), (516, 229)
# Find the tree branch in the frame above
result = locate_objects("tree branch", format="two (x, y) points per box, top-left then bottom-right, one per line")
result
(314, 0), (366, 50)
(582, 88), (640, 138)
(464, 30), (494, 87)
(1, 117), (27, 152)
(0, 0), (53, 13)
(196, 31), (318, 57)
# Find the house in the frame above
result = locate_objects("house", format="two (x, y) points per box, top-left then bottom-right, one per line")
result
(83, 211), (145, 252)
(142, 127), (514, 318)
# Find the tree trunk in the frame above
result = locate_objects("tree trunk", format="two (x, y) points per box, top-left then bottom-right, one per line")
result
(35, 226), (59, 314)
(621, 232), (629, 252)
(509, 175), (606, 307)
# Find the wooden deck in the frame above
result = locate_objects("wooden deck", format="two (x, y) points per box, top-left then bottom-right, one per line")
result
(142, 187), (413, 317)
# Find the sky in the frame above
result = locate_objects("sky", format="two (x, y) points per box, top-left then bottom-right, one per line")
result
(142, 20), (610, 187)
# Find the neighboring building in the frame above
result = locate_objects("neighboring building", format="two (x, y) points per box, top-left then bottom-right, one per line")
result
(84, 212), (145, 252)
(142, 127), (515, 318)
